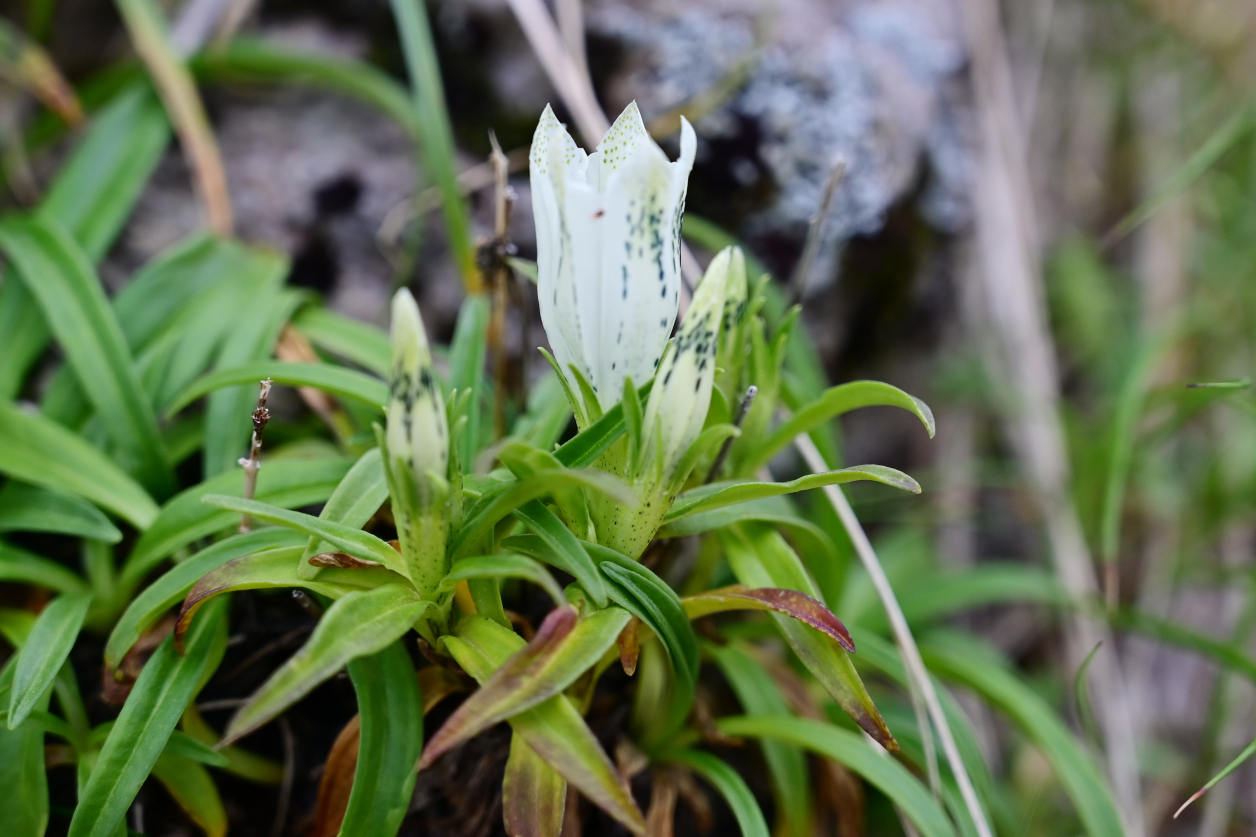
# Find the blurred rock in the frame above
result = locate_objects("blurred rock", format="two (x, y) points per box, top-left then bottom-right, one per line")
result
(588, 0), (974, 290)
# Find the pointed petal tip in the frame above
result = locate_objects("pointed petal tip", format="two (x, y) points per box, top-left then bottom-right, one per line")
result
(677, 115), (697, 168)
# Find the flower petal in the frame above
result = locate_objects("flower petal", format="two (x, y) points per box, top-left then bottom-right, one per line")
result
(533, 107), (591, 400)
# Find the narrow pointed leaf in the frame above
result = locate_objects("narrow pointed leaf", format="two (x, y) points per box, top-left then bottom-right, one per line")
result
(0, 215), (172, 494)
(151, 753), (228, 837)
(176, 547), (403, 646)
(8, 591), (91, 728)
(667, 466), (920, 523)
(745, 380), (935, 473)
(167, 361), (388, 416)
(0, 483), (122, 543)
(503, 734), (567, 837)
(444, 616), (645, 834)
(448, 293), (490, 465)
(107, 529), (304, 668)
(552, 381), (653, 468)
(721, 525), (894, 749)
(717, 716), (955, 837)
(0, 656), (49, 836)
(510, 502), (608, 607)
(291, 306), (391, 377)
(0, 400), (159, 530)
(683, 585), (854, 652)
(705, 643), (808, 837)
(450, 468), (633, 558)
(339, 641), (423, 837)
(441, 554), (566, 606)
(299, 448), (389, 580)
(921, 631), (1124, 837)
(657, 496), (837, 567)
(68, 596), (228, 837)
(162, 730), (230, 767)
(661, 749), (771, 837)
(201, 495), (408, 578)
(123, 457), (351, 585)
(222, 585), (427, 744)
(0, 540), (89, 595)
(1, 84), (169, 400)
(422, 606), (630, 768)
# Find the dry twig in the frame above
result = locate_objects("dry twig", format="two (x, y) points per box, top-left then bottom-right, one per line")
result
(237, 379), (272, 533)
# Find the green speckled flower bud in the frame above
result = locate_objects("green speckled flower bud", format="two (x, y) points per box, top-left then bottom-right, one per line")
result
(384, 289), (449, 597)
(641, 247), (733, 481)
(386, 289), (448, 498)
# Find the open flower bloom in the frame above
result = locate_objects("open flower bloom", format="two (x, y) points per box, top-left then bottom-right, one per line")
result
(531, 102), (696, 413)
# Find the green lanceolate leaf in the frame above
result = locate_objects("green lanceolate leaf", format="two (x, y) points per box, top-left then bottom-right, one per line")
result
(122, 457), (351, 585)
(856, 564), (1069, 633)
(497, 441), (595, 541)
(552, 380), (653, 468)
(683, 585), (855, 651)
(151, 753), (228, 837)
(922, 631), (1124, 837)
(7, 591), (91, 729)
(0, 400), (159, 530)
(721, 524), (894, 750)
(422, 606), (630, 768)
(448, 293), (490, 465)
(441, 554), (566, 607)
(290, 306), (391, 377)
(181, 707), (284, 784)
(591, 547), (699, 686)
(167, 361), (388, 416)
(68, 596), (228, 837)
(666, 465), (920, 523)
(450, 468), (633, 558)
(222, 584), (428, 744)
(503, 733), (566, 837)
(661, 749), (772, 837)
(656, 495), (838, 567)
(0, 84), (169, 400)
(509, 503), (609, 607)
(201, 495), (409, 579)
(176, 547), (404, 646)
(298, 447), (389, 580)
(114, 234), (242, 350)
(0, 655), (50, 836)
(717, 716), (955, 837)
(0, 215), (173, 494)
(340, 641), (423, 837)
(595, 551), (699, 744)
(389, 0), (475, 284)
(0, 540), (90, 595)
(444, 616), (645, 834)
(705, 643), (809, 837)
(0, 482), (122, 543)
(106, 529), (304, 668)
(192, 40), (423, 141)
(744, 380), (935, 473)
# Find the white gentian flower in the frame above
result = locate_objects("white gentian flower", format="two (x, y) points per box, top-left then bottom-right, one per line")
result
(531, 102), (696, 413)
(386, 289), (448, 500)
